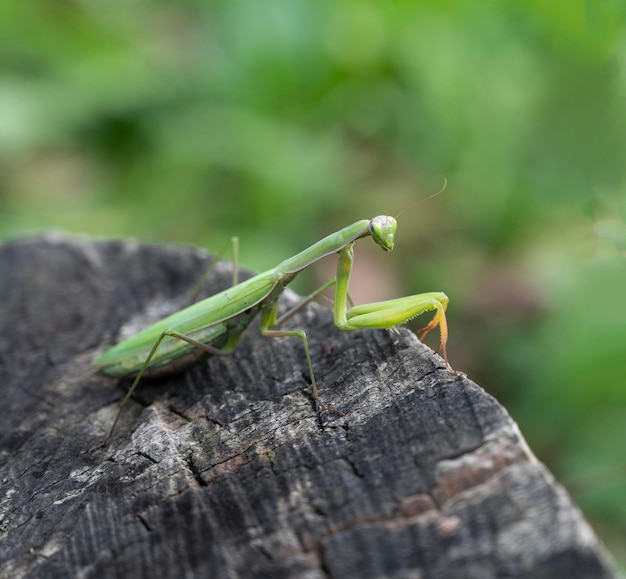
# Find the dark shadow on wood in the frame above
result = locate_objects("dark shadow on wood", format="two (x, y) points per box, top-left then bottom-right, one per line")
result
(0, 233), (619, 579)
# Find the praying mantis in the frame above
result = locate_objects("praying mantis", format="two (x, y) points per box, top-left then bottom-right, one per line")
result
(93, 214), (459, 444)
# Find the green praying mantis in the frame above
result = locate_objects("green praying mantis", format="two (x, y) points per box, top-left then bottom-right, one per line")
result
(93, 212), (460, 445)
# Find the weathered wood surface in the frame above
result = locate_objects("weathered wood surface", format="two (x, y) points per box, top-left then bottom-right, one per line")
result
(0, 233), (618, 579)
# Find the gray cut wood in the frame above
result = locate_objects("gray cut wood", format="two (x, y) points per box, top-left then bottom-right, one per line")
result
(0, 233), (619, 579)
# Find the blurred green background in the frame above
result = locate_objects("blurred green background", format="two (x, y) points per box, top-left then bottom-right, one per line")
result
(2, 0), (625, 569)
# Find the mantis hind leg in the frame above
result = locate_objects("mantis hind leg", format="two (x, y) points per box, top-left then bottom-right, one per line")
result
(189, 236), (239, 303)
(97, 328), (240, 449)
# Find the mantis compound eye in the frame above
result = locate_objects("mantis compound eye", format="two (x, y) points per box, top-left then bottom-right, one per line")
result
(369, 215), (397, 251)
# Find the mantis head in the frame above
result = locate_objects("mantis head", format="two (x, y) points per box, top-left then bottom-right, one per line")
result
(369, 216), (397, 252)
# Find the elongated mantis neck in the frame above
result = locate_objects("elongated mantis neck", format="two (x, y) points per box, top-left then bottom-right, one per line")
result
(277, 216), (397, 274)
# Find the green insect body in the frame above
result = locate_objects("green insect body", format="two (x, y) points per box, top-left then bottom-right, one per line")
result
(93, 216), (457, 445)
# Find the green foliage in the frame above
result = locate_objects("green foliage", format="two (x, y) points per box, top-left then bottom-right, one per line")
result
(1, 0), (625, 569)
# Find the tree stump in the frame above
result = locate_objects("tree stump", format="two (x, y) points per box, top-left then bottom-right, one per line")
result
(0, 233), (618, 579)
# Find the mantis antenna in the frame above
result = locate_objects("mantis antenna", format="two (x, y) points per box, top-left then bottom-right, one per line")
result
(394, 178), (448, 219)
